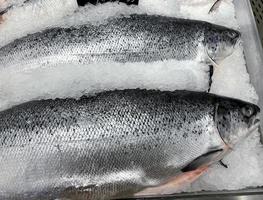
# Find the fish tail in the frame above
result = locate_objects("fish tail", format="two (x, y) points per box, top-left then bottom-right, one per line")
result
(209, 0), (223, 14)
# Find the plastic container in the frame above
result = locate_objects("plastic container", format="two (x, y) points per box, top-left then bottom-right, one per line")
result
(235, 0), (263, 142)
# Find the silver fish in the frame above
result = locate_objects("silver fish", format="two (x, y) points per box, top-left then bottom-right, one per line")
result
(0, 14), (240, 71)
(0, 89), (259, 200)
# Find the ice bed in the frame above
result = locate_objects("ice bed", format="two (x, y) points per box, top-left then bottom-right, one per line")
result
(0, 0), (262, 199)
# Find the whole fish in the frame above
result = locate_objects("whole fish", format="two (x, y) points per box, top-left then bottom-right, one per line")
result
(0, 14), (240, 71)
(0, 89), (259, 200)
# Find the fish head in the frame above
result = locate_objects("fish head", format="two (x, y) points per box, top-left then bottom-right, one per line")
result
(216, 99), (260, 148)
(204, 25), (241, 63)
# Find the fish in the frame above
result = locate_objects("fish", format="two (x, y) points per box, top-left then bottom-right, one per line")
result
(0, 89), (260, 199)
(0, 14), (240, 72)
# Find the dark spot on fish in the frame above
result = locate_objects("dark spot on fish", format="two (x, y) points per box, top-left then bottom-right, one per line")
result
(2, 136), (7, 145)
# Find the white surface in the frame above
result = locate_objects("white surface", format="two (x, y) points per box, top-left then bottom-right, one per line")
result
(0, 0), (262, 192)
(0, 61), (209, 111)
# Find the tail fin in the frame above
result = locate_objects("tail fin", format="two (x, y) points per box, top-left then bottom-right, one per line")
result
(209, 0), (223, 14)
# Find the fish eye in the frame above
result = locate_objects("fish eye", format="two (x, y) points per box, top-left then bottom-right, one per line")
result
(241, 106), (255, 117)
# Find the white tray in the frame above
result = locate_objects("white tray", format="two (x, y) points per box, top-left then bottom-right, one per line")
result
(234, 0), (263, 142)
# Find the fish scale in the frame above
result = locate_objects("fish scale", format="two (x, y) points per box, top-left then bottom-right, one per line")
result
(0, 14), (240, 72)
(0, 89), (259, 199)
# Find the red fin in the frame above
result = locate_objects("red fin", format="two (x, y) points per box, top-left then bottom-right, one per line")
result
(134, 166), (208, 197)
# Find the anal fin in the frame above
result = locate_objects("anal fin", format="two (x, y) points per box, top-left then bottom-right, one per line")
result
(134, 166), (208, 197)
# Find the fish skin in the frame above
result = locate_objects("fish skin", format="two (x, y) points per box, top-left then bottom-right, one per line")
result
(0, 89), (259, 200)
(0, 14), (240, 71)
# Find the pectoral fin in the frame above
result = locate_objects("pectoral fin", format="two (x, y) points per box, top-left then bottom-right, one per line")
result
(182, 149), (223, 172)
(205, 47), (220, 68)
(134, 166), (208, 197)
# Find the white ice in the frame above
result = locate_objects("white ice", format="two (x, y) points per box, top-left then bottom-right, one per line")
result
(0, 61), (209, 111)
(0, 0), (262, 193)
(0, 0), (78, 47)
